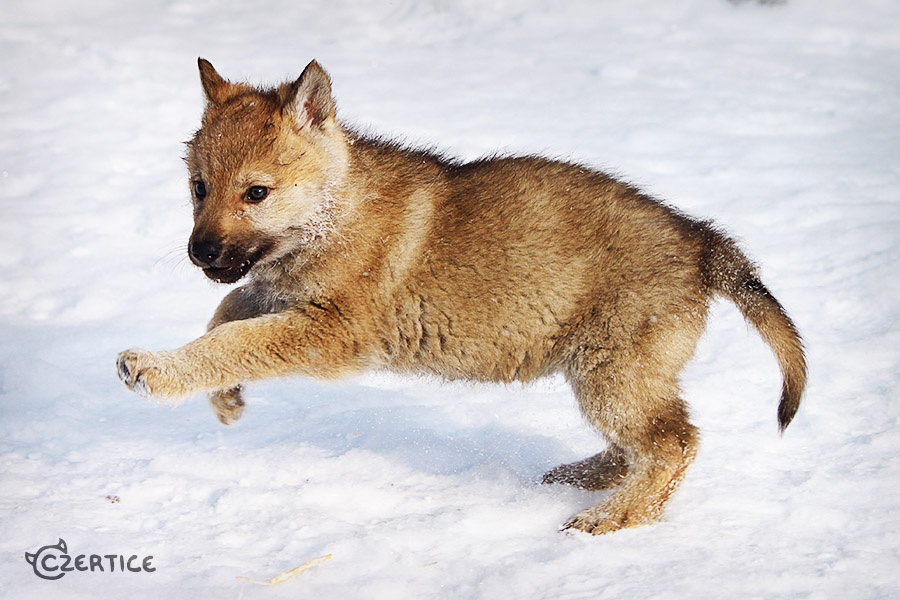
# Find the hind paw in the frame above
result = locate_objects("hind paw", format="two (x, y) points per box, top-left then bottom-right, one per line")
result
(561, 508), (627, 536)
(542, 449), (630, 491)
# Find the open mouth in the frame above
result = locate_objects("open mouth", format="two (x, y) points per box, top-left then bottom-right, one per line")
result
(202, 262), (252, 284)
(197, 242), (274, 284)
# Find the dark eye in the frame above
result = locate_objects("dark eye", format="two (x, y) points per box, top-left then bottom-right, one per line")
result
(247, 185), (269, 203)
(193, 180), (207, 199)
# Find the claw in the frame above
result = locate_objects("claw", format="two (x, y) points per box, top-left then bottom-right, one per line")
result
(116, 355), (132, 383)
(116, 349), (154, 398)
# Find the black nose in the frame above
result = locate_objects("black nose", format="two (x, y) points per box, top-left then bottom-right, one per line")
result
(189, 238), (223, 267)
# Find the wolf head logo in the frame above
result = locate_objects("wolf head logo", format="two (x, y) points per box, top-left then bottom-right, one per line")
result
(25, 538), (67, 580)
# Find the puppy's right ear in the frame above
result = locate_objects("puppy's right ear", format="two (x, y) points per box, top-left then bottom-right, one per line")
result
(198, 58), (232, 106)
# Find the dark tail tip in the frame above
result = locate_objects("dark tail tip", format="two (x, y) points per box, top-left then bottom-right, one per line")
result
(778, 396), (798, 433)
(776, 352), (806, 434)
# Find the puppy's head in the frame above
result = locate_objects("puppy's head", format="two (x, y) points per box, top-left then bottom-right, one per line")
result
(184, 59), (349, 284)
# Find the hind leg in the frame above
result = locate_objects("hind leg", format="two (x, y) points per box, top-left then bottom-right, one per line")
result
(542, 444), (629, 491)
(561, 387), (698, 534)
(560, 312), (704, 534)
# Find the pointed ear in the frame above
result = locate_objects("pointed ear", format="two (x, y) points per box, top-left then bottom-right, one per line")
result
(197, 58), (233, 106)
(285, 60), (336, 131)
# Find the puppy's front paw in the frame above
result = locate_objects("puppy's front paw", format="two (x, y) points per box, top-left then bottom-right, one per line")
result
(116, 348), (185, 402)
(209, 385), (245, 425)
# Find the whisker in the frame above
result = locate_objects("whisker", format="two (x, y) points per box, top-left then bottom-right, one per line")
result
(154, 243), (193, 274)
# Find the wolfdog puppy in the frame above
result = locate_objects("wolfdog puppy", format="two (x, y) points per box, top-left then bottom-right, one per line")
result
(117, 59), (806, 534)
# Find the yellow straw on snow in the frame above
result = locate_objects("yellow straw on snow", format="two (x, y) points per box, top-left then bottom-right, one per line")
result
(237, 554), (332, 586)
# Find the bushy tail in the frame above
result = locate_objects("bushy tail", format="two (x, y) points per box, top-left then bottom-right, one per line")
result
(698, 226), (807, 431)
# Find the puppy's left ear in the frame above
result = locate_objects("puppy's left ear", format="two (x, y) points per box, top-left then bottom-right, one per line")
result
(285, 60), (335, 131)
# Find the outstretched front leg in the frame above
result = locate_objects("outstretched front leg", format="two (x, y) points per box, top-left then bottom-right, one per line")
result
(117, 293), (374, 414)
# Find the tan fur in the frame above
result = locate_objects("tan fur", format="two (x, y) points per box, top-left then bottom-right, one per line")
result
(117, 59), (807, 535)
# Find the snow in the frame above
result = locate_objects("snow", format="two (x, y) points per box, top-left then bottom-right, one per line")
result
(2, 0), (899, 597)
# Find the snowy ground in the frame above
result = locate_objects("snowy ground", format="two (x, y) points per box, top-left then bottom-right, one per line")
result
(2, 0), (899, 598)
